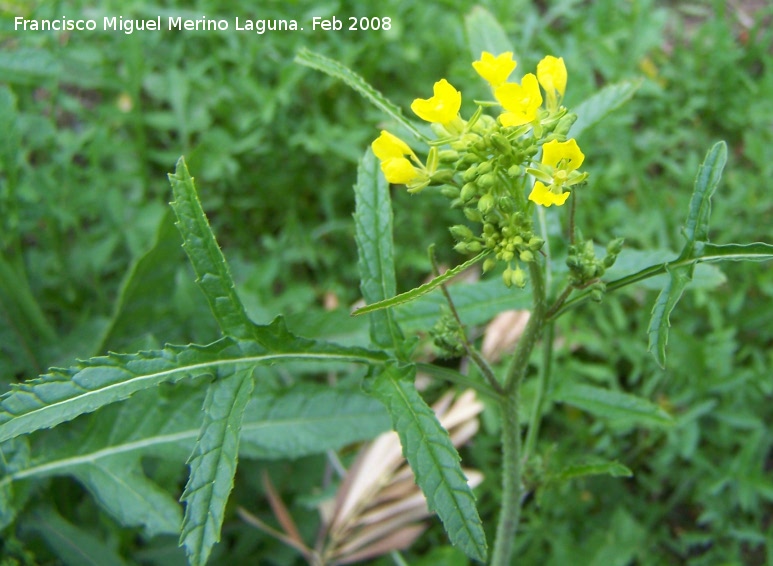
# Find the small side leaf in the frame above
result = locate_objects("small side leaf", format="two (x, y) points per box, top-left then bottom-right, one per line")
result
(681, 141), (727, 247)
(368, 363), (487, 562)
(169, 157), (254, 341)
(180, 366), (254, 566)
(464, 6), (515, 62)
(354, 149), (404, 349)
(552, 383), (672, 428)
(570, 79), (642, 139)
(294, 48), (427, 143)
(353, 252), (489, 316)
(647, 263), (693, 368)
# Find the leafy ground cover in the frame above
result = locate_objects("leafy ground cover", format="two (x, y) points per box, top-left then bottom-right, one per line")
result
(1, 1), (772, 564)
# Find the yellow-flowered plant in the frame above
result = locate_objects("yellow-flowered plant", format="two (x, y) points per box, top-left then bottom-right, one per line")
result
(371, 51), (590, 287)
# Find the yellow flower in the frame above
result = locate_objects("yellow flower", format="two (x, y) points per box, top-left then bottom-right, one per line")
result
(528, 138), (586, 207)
(371, 131), (420, 185)
(411, 79), (462, 125)
(472, 51), (517, 87)
(495, 74), (543, 127)
(528, 181), (570, 207)
(536, 55), (567, 110)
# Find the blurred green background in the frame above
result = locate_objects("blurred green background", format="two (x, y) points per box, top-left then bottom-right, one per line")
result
(1, 0), (772, 564)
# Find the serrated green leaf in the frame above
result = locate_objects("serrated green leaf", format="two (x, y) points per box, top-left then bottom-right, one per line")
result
(570, 79), (642, 139)
(294, 48), (427, 143)
(368, 363), (487, 561)
(552, 383), (673, 427)
(0, 437), (30, 529)
(24, 507), (129, 566)
(464, 6), (515, 62)
(169, 157), (254, 341)
(0, 319), (387, 444)
(0, 338), (239, 445)
(681, 141), (727, 247)
(98, 210), (182, 352)
(353, 252), (489, 316)
(180, 367), (254, 566)
(551, 459), (633, 482)
(354, 149), (404, 350)
(240, 383), (390, 459)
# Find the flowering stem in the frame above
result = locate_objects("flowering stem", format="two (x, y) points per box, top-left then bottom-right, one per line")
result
(491, 260), (546, 566)
(522, 321), (554, 464)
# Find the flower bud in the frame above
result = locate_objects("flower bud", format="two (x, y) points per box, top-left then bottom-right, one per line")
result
(438, 149), (460, 163)
(507, 165), (522, 178)
(477, 193), (495, 214)
(477, 160), (494, 175)
(453, 242), (469, 254)
(449, 225), (474, 241)
(463, 166), (479, 183)
(463, 207), (482, 222)
(528, 236), (545, 251)
(477, 172), (497, 189)
(440, 185), (461, 199)
(606, 237), (625, 255)
(430, 170), (456, 184)
(467, 241), (482, 252)
(554, 113), (577, 136)
(490, 132), (512, 155)
(483, 258), (497, 273)
(519, 250), (534, 262)
(512, 266), (526, 288)
(460, 182), (478, 202)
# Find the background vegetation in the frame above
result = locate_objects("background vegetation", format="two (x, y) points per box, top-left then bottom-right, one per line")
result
(1, 0), (771, 564)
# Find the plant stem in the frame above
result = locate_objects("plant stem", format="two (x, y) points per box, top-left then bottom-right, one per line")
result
(491, 260), (547, 566)
(522, 321), (554, 464)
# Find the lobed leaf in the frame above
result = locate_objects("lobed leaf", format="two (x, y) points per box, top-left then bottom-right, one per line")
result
(353, 252), (489, 316)
(368, 363), (487, 562)
(464, 6), (516, 62)
(169, 157), (255, 341)
(180, 366), (254, 566)
(647, 141), (728, 367)
(294, 48), (427, 143)
(552, 383), (673, 427)
(570, 79), (642, 139)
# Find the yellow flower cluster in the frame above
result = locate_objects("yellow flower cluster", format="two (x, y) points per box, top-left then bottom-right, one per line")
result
(371, 51), (587, 210)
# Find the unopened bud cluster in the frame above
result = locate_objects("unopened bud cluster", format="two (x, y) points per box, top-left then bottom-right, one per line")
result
(566, 237), (625, 294)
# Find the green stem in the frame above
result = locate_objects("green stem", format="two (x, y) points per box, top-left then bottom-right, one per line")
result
(491, 260), (546, 566)
(522, 322), (554, 464)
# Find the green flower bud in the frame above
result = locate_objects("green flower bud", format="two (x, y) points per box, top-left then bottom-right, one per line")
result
(463, 207), (482, 222)
(507, 165), (522, 178)
(501, 250), (514, 262)
(606, 237), (625, 255)
(483, 258), (497, 273)
(453, 242), (469, 254)
(490, 132), (512, 155)
(478, 172), (497, 189)
(498, 196), (515, 213)
(519, 250), (534, 262)
(440, 185), (461, 199)
(512, 266), (526, 288)
(602, 254), (617, 268)
(528, 236), (545, 251)
(449, 224), (475, 241)
(477, 160), (494, 175)
(554, 113), (578, 137)
(460, 182), (477, 202)
(463, 166), (479, 183)
(478, 193), (495, 214)
(467, 241), (482, 252)
(438, 149), (460, 163)
(483, 223), (496, 236)
(502, 266), (513, 288)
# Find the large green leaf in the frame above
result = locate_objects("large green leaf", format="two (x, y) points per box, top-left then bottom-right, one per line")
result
(353, 252), (489, 316)
(240, 383), (390, 459)
(464, 6), (515, 62)
(648, 141), (727, 368)
(552, 383), (673, 428)
(180, 366), (254, 566)
(294, 48), (427, 143)
(0, 321), (387, 445)
(169, 157), (254, 341)
(368, 363), (487, 562)
(570, 80), (642, 139)
(354, 149), (404, 350)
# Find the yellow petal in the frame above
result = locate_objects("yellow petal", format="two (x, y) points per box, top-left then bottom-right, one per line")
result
(381, 157), (418, 184)
(411, 79), (462, 124)
(528, 181), (570, 207)
(541, 138), (584, 171)
(472, 51), (517, 87)
(537, 55), (567, 97)
(372, 130), (413, 161)
(495, 74), (542, 126)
